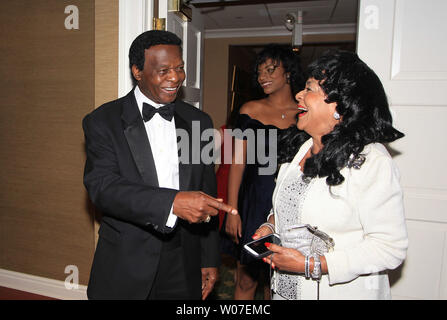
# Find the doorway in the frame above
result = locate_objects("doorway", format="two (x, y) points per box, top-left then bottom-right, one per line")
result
(227, 41), (356, 118)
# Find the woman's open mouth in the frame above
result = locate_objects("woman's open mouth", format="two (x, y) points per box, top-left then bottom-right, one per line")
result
(260, 81), (272, 88)
(297, 105), (308, 117)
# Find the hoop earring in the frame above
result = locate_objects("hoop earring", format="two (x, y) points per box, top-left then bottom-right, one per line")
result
(333, 111), (341, 120)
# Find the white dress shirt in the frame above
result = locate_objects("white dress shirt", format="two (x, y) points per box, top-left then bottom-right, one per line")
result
(134, 86), (179, 227)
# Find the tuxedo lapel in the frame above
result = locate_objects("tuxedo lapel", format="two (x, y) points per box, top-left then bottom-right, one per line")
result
(174, 104), (192, 192)
(121, 90), (159, 187)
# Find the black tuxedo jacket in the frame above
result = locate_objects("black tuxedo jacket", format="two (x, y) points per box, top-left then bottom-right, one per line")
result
(82, 89), (219, 299)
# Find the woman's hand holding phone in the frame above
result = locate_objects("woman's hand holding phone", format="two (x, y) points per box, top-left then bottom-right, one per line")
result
(252, 224), (273, 240)
(244, 233), (282, 259)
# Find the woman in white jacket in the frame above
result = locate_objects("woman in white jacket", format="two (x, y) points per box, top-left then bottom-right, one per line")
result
(253, 50), (408, 300)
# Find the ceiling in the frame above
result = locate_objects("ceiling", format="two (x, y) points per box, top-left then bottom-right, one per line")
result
(189, 0), (359, 30)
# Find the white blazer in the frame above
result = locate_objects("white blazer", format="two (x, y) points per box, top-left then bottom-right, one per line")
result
(272, 138), (408, 299)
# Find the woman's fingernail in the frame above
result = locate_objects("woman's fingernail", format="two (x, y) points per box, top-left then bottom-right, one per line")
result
(252, 234), (258, 239)
(264, 242), (271, 248)
(262, 258), (266, 262)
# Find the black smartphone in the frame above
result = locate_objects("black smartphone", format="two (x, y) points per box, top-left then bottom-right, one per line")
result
(243, 233), (281, 259)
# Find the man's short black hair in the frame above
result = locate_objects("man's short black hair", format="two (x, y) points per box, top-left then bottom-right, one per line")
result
(129, 30), (182, 71)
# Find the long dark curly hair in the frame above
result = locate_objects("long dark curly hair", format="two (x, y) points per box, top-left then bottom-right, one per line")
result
(253, 44), (308, 167)
(253, 44), (305, 98)
(278, 50), (404, 186)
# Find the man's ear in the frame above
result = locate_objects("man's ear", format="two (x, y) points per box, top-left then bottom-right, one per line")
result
(131, 65), (142, 81)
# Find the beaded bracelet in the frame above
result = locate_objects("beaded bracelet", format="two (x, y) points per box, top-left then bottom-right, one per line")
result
(311, 255), (322, 280)
(304, 255), (310, 278)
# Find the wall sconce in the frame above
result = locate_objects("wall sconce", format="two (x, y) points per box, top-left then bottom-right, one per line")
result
(284, 10), (303, 49)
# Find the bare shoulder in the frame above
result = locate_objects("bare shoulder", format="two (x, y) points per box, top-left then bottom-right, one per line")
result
(239, 99), (267, 117)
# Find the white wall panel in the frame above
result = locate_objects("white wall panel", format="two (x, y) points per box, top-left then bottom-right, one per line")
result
(359, 0), (447, 299)
(391, 106), (447, 190)
(391, 220), (447, 299)
(391, 0), (447, 81)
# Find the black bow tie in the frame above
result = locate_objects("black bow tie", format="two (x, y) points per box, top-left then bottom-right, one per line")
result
(142, 102), (175, 122)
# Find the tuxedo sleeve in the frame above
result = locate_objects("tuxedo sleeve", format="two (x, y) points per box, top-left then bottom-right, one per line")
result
(199, 114), (221, 268)
(82, 113), (178, 233)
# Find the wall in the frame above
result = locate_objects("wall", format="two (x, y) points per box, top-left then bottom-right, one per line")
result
(0, 0), (118, 287)
(357, 0), (447, 299)
(202, 33), (356, 128)
(94, 0), (119, 245)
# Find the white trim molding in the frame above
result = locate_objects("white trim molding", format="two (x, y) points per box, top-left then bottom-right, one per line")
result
(204, 23), (357, 39)
(0, 269), (87, 300)
(118, 0), (154, 98)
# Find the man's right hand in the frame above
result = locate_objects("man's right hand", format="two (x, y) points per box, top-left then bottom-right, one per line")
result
(173, 191), (237, 224)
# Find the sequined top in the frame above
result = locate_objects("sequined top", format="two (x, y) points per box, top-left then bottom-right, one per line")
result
(272, 167), (313, 300)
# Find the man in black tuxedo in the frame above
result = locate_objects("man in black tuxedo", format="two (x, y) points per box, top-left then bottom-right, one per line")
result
(82, 30), (237, 300)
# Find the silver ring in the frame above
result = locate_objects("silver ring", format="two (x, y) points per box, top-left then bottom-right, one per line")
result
(204, 215), (211, 223)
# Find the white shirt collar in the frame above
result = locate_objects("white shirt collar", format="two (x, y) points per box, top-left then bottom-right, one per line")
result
(134, 85), (165, 117)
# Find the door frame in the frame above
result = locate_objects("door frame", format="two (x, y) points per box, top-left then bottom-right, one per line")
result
(118, 0), (154, 98)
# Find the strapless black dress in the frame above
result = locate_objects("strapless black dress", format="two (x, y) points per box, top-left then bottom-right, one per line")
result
(221, 113), (287, 265)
